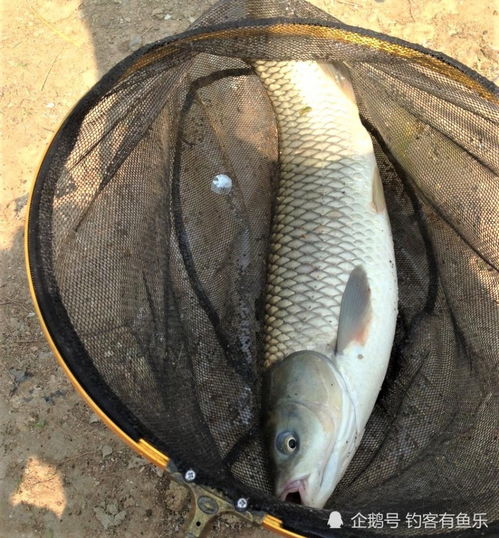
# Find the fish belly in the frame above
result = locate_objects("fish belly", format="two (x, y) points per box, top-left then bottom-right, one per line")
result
(254, 60), (397, 420)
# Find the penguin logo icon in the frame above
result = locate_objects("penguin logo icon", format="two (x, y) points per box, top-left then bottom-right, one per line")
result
(327, 511), (343, 529)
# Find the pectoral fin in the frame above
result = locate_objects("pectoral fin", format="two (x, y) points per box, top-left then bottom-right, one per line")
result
(335, 266), (372, 355)
(319, 63), (357, 105)
(372, 169), (386, 213)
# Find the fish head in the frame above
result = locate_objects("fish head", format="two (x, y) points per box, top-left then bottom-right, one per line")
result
(264, 350), (344, 508)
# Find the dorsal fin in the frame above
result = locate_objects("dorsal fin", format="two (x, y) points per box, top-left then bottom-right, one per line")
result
(335, 266), (372, 355)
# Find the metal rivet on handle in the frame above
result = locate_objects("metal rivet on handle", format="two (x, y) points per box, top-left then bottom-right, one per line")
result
(236, 497), (248, 511)
(184, 469), (196, 482)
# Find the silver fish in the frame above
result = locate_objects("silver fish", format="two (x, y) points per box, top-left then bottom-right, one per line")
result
(253, 60), (398, 508)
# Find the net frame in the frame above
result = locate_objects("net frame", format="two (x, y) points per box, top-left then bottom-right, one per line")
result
(25, 1), (498, 536)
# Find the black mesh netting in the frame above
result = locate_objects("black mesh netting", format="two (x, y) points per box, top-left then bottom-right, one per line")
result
(27, 0), (498, 536)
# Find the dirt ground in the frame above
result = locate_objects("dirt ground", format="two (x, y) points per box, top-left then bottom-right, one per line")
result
(0, 0), (496, 537)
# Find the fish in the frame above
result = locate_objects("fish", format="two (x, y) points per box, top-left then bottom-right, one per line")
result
(252, 60), (398, 508)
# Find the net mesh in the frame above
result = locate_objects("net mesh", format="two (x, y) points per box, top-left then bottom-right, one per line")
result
(27, 0), (498, 536)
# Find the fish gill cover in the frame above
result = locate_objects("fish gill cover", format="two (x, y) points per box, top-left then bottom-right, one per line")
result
(26, 0), (498, 536)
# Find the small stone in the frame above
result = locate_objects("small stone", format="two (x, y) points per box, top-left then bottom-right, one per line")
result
(46, 102), (55, 108)
(102, 445), (113, 458)
(94, 507), (113, 530)
(124, 496), (135, 508)
(114, 510), (127, 526)
(164, 14), (172, 20)
(128, 35), (142, 51)
(222, 513), (240, 526)
(94, 504), (126, 528)
(9, 369), (30, 384)
(188, 16), (196, 23)
(153, 466), (164, 477)
(89, 414), (100, 424)
(12, 193), (28, 215)
(165, 480), (189, 512)
(127, 456), (145, 469)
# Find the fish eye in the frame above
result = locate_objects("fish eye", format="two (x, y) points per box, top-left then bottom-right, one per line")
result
(276, 431), (299, 455)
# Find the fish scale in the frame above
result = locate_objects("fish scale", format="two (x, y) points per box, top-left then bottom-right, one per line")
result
(253, 60), (397, 373)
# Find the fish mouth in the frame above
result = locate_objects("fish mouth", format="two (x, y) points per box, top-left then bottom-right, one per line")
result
(279, 476), (309, 505)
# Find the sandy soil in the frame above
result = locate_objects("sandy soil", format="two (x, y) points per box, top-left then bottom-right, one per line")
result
(0, 0), (496, 537)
